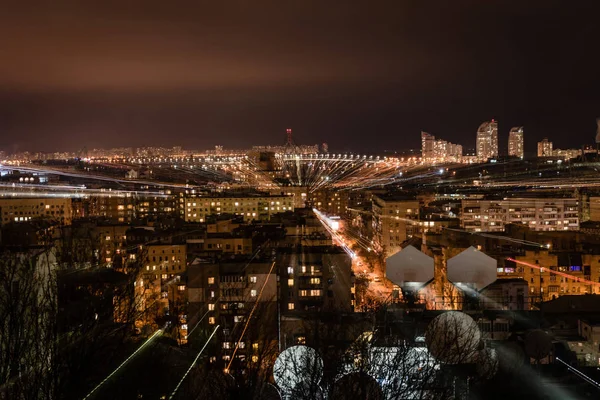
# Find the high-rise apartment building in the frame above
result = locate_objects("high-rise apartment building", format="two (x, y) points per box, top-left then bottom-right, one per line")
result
(421, 131), (462, 163)
(537, 138), (553, 157)
(421, 132), (436, 160)
(508, 127), (524, 159)
(476, 120), (499, 161)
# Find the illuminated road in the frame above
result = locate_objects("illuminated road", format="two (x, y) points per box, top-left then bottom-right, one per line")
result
(312, 208), (391, 306)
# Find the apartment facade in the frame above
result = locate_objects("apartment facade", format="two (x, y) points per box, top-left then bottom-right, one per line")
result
(187, 258), (278, 367)
(537, 138), (553, 157)
(498, 250), (600, 302)
(508, 127), (524, 159)
(0, 197), (73, 226)
(372, 194), (419, 257)
(183, 194), (294, 223)
(476, 120), (499, 161)
(461, 198), (579, 232)
(277, 246), (353, 314)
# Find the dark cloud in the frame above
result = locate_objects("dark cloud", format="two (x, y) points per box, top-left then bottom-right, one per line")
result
(0, 1), (599, 153)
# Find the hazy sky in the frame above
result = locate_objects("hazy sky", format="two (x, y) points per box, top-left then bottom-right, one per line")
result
(1, 1), (599, 153)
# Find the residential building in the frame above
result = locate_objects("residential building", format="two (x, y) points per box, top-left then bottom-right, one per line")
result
(187, 257), (278, 367)
(552, 148), (582, 160)
(461, 197), (579, 232)
(143, 244), (187, 274)
(421, 131), (435, 160)
(372, 194), (419, 257)
(508, 127), (524, 159)
(88, 193), (136, 223)
(590, 197), (600, 221)
(476, 120), (498, 161)
(421, 131), (462, 163)
(0, 197), (73, 226)
(184, 193), (294, 223)
(309, 189), (348, 216)
(277, 245), (354, 313)
(499, 250), (600, 302)
(538, 138), (553, 157)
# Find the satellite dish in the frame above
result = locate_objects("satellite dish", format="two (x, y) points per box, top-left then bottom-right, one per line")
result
(524, 330), (552, 361)
(331, 372), (384, 400)
(273, 346), (323, 396)
(476, 348), (499, 379)
(425, 311), (481, 364)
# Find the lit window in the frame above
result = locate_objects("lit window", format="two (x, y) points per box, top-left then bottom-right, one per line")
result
(234, 315), (243, 323)
(252, 355), (259, 362)
(301, 266), (307, 273)
(310, 290), (321, 296)
(250, 276), (257, 283)
(287, 267), (294, 274)
(210, 291), (215, 298)
(252, 342), (259, 350)
(208, 317), (215, 324)
(300, 290), (308, 297)
(310, 278), (320, 284)
(208, 277), (215, 284)
(178, 285), (185, 291)
(250, 290), (257, 297)
(223, 342), (231, 349)
(288, 303), (294, 310)
(208, 303), (215, 311)
(288, 278), (294, 286)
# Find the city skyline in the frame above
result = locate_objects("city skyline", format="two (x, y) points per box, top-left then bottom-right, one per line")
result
(4, 2), (600, 399)
(1, 1), (600, 153)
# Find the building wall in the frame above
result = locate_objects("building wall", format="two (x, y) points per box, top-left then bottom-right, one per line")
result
(589, 197), (600, 222)
(187, 260), (278, 366)
(184, 195), (294, 223)
(461, 198), (579, 232)
(476, 121), (498, 161)
(186, 236), (252, 255)
(143, 244), (187, 274)
(508, 127), (524, 159)
(498, 251), (600, 302)
(309, 189), (348, 217)
(277, 248), (353, 313)
(537, 139), (553, 157)
(0, 197), (72, 226)
(372, 196), (419, 257)
(91, 225), (129, 265)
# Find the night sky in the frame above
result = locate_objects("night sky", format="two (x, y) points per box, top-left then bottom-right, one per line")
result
(1, 1), (599, 154)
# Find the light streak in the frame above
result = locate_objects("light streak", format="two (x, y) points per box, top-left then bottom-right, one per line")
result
(555, 357), (600, 389)
(507, 258), (600, 287)
(226, 261), (277, 372)
(83, 328), (164, 400)
(168, 325), (220, 400)
(313, 208), (356, 258)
